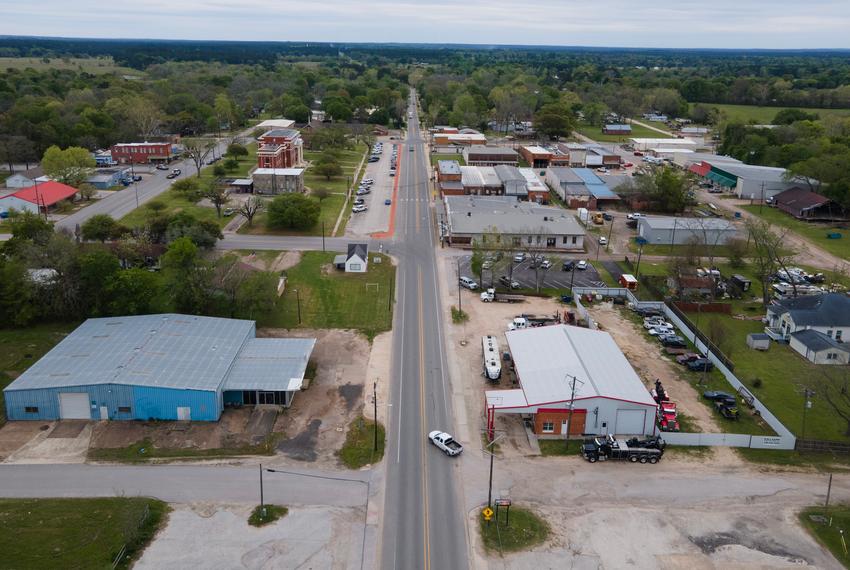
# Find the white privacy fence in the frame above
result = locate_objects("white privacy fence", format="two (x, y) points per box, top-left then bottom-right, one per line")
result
(571, 287), (796, 450)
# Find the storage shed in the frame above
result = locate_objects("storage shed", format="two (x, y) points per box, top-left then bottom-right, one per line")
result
(746, 333), (771, 351)
(4, 314), (316, 421)
(485, 325), (657, 438)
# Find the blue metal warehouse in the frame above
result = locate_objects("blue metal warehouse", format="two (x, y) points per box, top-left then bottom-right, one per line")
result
(3, 314), (315, 422)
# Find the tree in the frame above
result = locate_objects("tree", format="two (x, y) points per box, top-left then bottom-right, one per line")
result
(4, 211), (53, 253)
(146, 200), (167, 215)
(266, 193), (320, 230)
(125, 97), (163, 138)
(81, 214), (123, 242)
(77, 183), (96, 201)
(813, 368), (850, 436)
(171, 178), (203, 201)
(165, 212), (222, 248)
(226, 143), (248, 158)
(313, 158), (342, 180)
(78, 249), (121, 316)
(325, 100), (352, 122)
(223, 157), (239, 172)
(534, 103), (575, 140)
(213, 164), (227, 177)
(773, 108), (819, 125)
(237, 271), (279, 320)
(311, 188), (331, 203)
(106, 268), (161, 315)
(41, 145), (95, 187)
(745, 218), (798, 305)
(625, 166), (694, 213)
(238, 196), (264, 227)
(0, 256), (36, 326)
(160, 237), (211, 313)
(288, 104), (311, 124)
(183, 138), (216, 177)
(202, 181), (229, 218)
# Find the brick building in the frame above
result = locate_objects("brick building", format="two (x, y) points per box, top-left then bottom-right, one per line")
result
(257, 129), (304, 169)
(110, 142), (176, 164)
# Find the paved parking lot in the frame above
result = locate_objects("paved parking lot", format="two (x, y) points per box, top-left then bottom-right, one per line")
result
(345, 137), (398, 236)
(456, 254), (606, 291)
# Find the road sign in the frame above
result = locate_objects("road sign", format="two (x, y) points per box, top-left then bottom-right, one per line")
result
(482, 507), (494, 521)
(495, 499), (512, 507)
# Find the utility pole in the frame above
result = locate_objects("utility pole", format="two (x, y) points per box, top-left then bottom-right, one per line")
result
(321, 221), (326, 252)
(373, 381), (379, 452)
(259, 463), (265, 518)
(294, 289), (302, 324)
(606, 215), (615, 253)
(635, 241), (645, 279)
(759, 181), (766, 214)
(564, 375), (581, 452)
(457, 257), (462, 312)
(669, 218), (677, 254)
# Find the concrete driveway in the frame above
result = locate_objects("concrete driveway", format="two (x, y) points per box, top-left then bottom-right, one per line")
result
(346, 137), (397, 236)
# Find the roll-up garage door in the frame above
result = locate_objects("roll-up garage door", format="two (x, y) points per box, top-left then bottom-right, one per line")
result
(615, 409), (646, 435)
(59, 393), (91, 419)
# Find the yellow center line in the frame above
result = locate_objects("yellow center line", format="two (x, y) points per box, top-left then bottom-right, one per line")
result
(418, 268), (431, 570)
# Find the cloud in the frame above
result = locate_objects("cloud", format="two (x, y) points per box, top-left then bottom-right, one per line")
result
(0, 0), (849, 48)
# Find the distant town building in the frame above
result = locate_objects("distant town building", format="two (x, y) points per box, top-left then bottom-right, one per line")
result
(257, 129), (304, 169)
(0, 181), (78, 215)
(110, 142), (177, 165)
(251, 168), (305, 195)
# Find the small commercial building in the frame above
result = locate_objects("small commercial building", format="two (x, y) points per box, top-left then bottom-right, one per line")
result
(0, 181), (78, 215)
(463, 146), (519, 166)
(3, 314), (316, 421)
(637, 216), (738, 246)
(494, 165), (528, 200)
(251, 168), (305, 194)
(773, 187), (847, 221)
(603, 124), (632, 135)
(433, 132), (487, 146)
(695, 161), (815, 201)
(255, 119), (296, 130)
(789, 329), (850, 365)
(437, 160), (464, 196)
(444, 195), (585, 251)
(485, 325), (658, 438)
(518, 168), (550, 203)
(111, 142), (177, 165)
(86, 168), (129, 189)
(4, 173), (36, 189)
(584, 145), (621, 168)
(630, 138), (698, 152)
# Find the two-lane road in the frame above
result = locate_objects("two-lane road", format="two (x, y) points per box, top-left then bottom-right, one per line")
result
(381, 93), (467, 569)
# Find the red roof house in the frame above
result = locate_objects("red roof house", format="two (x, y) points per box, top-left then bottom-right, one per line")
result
(0, 181), (78, 214)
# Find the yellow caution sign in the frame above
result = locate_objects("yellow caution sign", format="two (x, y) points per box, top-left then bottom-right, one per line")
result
(482, 507), (494, 521)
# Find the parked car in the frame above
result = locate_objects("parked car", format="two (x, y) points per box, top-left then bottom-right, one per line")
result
(626, 212), (643, 220)
(155, 164), (169, 171)
(714, 400), (740, 420)
(687, 358), (714, 372)
(602, 212), (613, 221)
(598, 236), (607, 245)
(659, 335), (686, 348)
(459, 276), (479, 290)
(354, 198), (365, 205)
(385, 199), (392, 205)
(223, 208), (234, 217)
(676, 353), (701, 365)
(633, 151), (644, 156)
(703, 391), (736, 404)
(576, 260), (588, 270)
(562, 260), (576, 271)
(499, 275), (520, 289)
(132, 174), (142, 182)
(539, 260), (552, 270)
(644, 319), (673, 330)
(352, 204), (368, 213)
(648, 326), (674, 336)
(513, 252), (525, 263)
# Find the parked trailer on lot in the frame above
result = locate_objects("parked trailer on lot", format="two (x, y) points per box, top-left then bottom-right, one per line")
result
(582, 436), (663, 464)
(482, 335), (502, 381)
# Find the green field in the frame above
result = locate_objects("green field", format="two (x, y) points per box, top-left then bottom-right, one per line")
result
(742, 204), (850, 260)
(241, 148), (366, 237)
(263, 251), (395, 340)
(338, 416), (386, 468)
(0, 497), (168, 569)
(430, 153), (466, 166)
(0, 324), (75, 424)
(576, 121), (663, 143)
(800, 506), (850, 567)
(689, 311), (849, 441)
(692, 103), (850, 124)
(0, 56), (140, 75)
(121, 143), (258, 229)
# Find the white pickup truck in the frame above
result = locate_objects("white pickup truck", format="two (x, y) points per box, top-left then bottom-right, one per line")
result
(428, 431), (463, 456)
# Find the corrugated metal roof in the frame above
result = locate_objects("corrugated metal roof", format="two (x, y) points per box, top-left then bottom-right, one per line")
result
(478, 166), (502, 187)
(638, 216), (736, 231)
(5, 314), (254, 392)
(223, 338), (316, 392)
(445, 196), (584, 236)
(506, 325), (656, 407)
(438, 160), (461, 175)
(460, 166), (485, 187)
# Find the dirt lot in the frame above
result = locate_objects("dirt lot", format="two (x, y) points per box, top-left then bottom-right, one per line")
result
(262, 328), (373, 469)
(587, 301), (722, 433)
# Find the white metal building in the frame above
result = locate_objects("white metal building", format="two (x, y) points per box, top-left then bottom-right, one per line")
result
(637, 216), (739, 246)
(485, 325), (658, 438)
(631, 138), (699, 152)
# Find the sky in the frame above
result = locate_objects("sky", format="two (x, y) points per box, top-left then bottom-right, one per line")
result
(1, 0), (850, 50)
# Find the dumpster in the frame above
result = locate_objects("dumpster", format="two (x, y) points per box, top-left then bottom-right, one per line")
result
(827, 232), (842, 239)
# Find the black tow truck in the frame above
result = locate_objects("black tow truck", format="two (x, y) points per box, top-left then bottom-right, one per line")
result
(581, 434), (664, 464)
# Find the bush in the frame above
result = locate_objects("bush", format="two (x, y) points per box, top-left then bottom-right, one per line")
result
(451, 306), (469, 324)
(338, 416), (385, 469)
(223, 157), (239, 172)
(752, 378), (763, 389)
(248, 504), (288, 527)
(212, 164), (227, 177)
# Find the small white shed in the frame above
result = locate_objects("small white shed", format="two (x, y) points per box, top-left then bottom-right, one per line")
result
(746, 333), (770, 351)
(345, 244), (368, 273)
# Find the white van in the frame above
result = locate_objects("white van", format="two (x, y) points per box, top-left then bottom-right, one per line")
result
(459, 276), (478, 290)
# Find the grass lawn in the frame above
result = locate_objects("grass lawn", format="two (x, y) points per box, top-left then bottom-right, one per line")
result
(538, 439), (582, 456)
(87, 437), (274, 462)
(800, 505), (850, 567)
(692, 103), (850, 124)
(121, 143), (258, 229)
(0, 497), (168, 569)
(688, 311), (849, 441)
(737, 448), (850, 471)
(741, 204), (850, 260)
(0, 324), (76, 424)
(575, 122), (661, 143)
(0, 56), (140, 75)
(338, 416), (385, 469)
(430, 153), (466, 166)
(478, 505), (550, 553)
(248, 504), (289, 527)
(262, 252), (395, 340)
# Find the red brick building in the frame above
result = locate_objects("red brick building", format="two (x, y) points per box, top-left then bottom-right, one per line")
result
(257, 129), (304, 169)
(111, 142), (176, 164)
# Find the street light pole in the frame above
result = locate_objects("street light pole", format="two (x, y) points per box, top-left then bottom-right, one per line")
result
(373, 381), (379, 452)
(457, 257), (462, 313)
(294, 289), (302, 324)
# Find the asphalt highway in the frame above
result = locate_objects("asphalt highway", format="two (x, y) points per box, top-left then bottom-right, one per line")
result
(380, 92), (468, 570)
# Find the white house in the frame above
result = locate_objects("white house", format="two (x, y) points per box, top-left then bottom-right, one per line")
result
(789, 330), (850, 365)
(4, 173), (36, 189)
(345, 243), (368, 273)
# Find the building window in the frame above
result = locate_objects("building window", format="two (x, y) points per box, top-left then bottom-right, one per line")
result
(118, 406), (131, 413)
(24, 406), (38, 413)
(527, 236), (533, 245)
(828, 330), (834, 338)
(572, 236), (577, 244)
(827, 352), (838, 360)
(541, 421), (554, 433)
(562, 236), (568, 244)
(350, 263), (361, 271)
(837, 330), (843, 341)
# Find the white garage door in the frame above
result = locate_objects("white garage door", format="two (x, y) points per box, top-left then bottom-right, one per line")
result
(615, 409), (646, 435)
(59, 393), (91, 419)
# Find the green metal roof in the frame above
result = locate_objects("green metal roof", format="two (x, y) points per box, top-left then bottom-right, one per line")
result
(707, 170), (737, 188)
